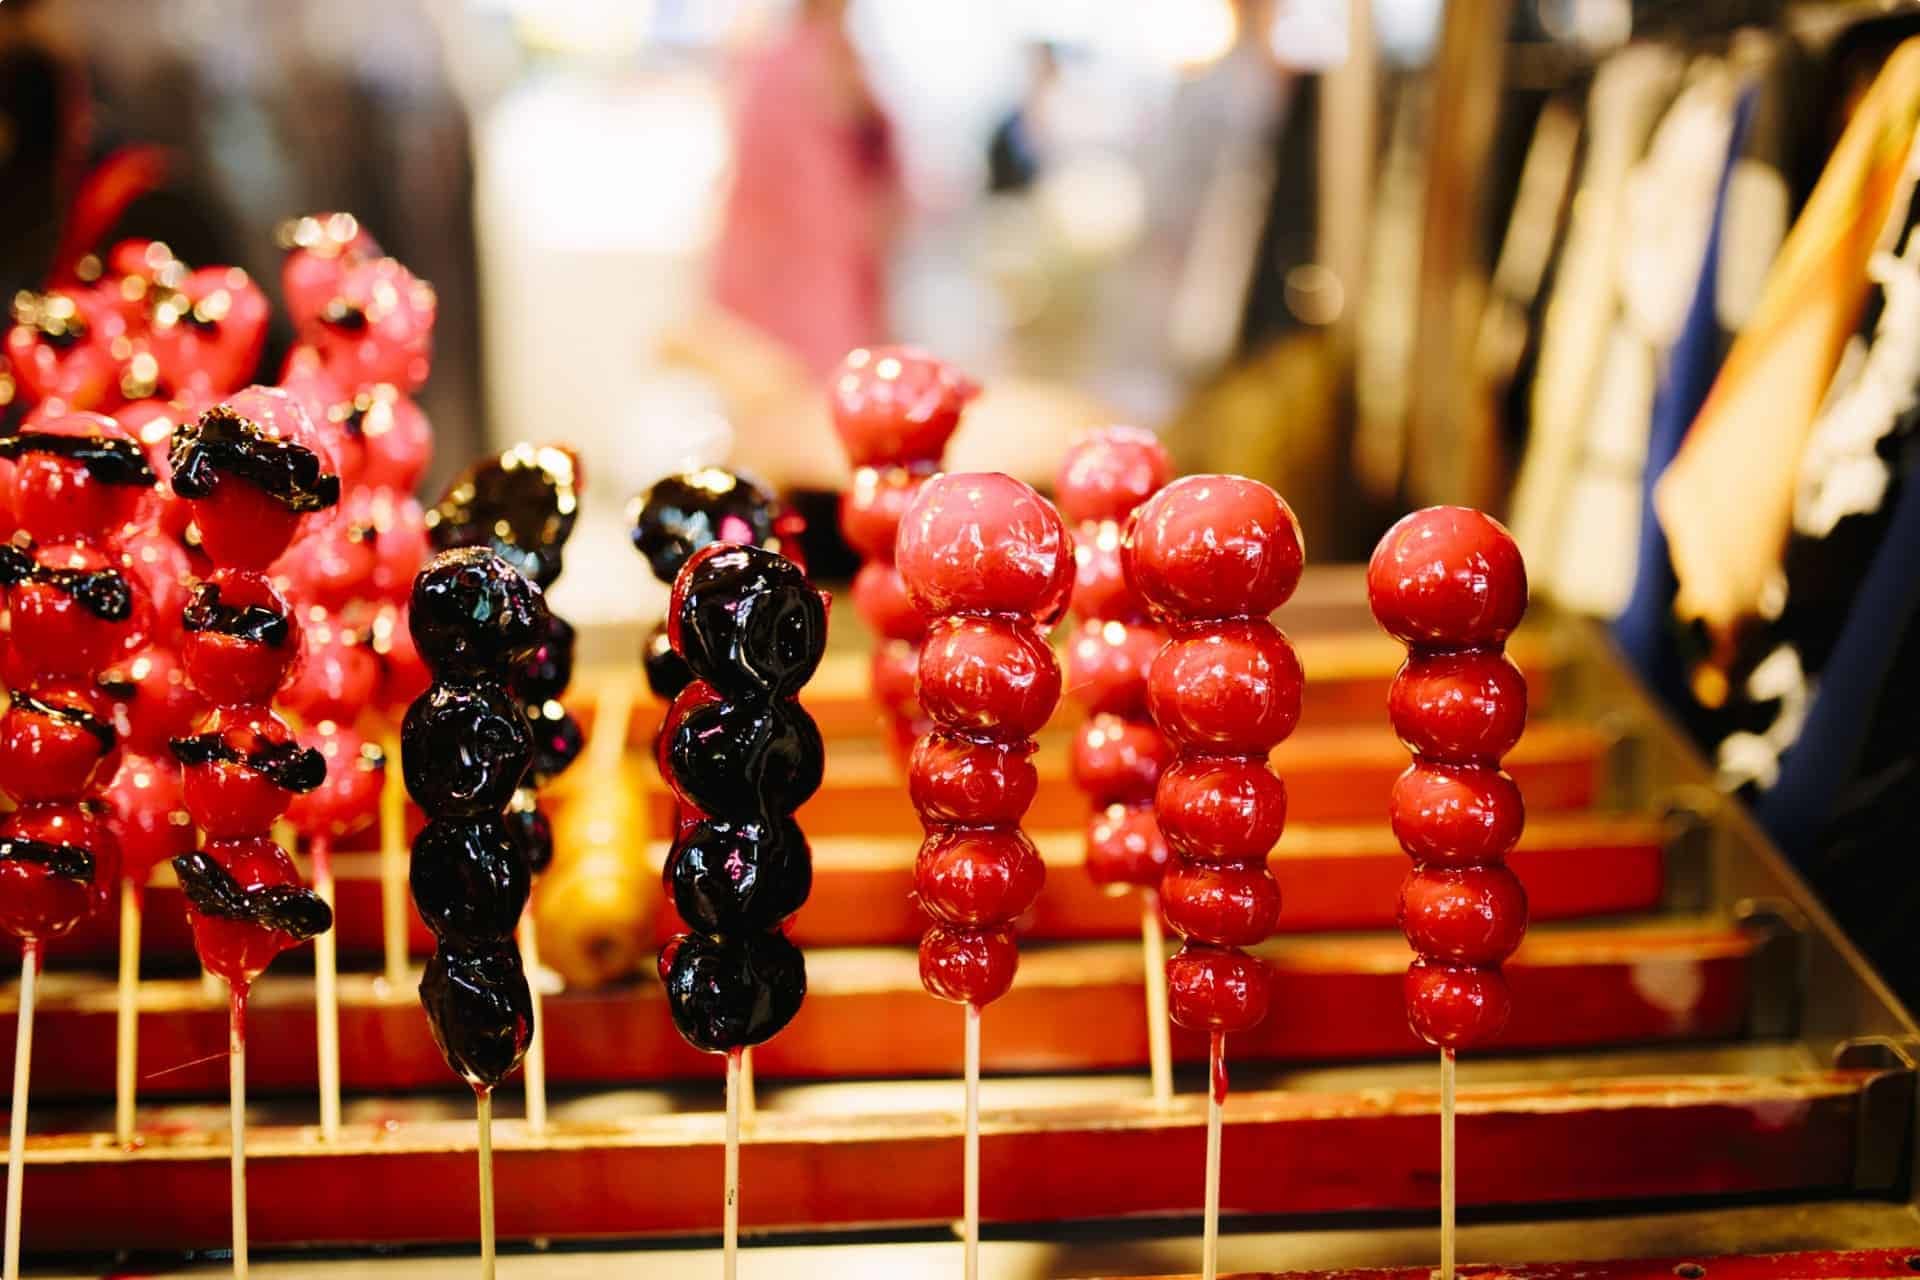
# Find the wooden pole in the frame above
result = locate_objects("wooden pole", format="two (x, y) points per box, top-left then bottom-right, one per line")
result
(114, 882), (141, 1145)
(519, 918), (548, 1137)
(476, 1087), (496, 1280)
(1141, 890), (1172, 1110)
(1203, 1030), (1225, 1280)
(380, 733), (409, 989)
(229, 985), (249, 1279)
(1442, 1047), (1457, 1280)
(963, 1003), (981, 1280)
(312, 839), (341, 1142)
(724, 1049), (742, 1280)
(4, 945), (39, 1280)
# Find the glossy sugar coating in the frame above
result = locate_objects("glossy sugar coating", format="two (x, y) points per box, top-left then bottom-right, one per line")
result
(1124, 474), (1303, 1034)
(1057, 427), (1174, 892)
(658, 541), (825, 1053)
(167, 388), (339, 991)
(427, 444), (584, 879)
(830, 347), (973, 755)
(898, 473), (1071, 1007)
(4, 286), (129, 411)
(0, 409), (159, 943)
(404, 548), (548, 1087)
(630, 468), (795, 702)
(1367, 506), (1530, 1050)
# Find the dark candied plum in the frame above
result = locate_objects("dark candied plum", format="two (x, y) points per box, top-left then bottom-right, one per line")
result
(631, 469), (780, 585)
(426, 445), (578, 589)
(408, 816), (530, 947)
(400, 682), (534, 816)
(523, 700), (583, 788)
(665, 698), (823, 822)
(666, 817), (812, 935)
(420, 943), (534, 1089)
(670, 544), (826, 697)
(511, 614), (575, 706)
(643, 624), (692, 701)
(504, 789), (554, 876)
(659, 930), (806, 1053)
(408, 547), (548, 679)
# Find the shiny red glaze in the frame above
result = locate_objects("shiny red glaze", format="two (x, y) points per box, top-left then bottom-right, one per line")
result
(917, 923), (1017, 1007)
(840, 465), (926, 563)
(0, 803), (115, 939)
(916, 616), (1061, 742)
(1405, 957), (1512, 1049)
(1125, 474), (1303, 621)
(1069, 713), (1169, 806)
(279, 610), (379, 725)
(99, 645), (205, 755)
(103, 752), (195, 882)
(5, 287), (128, 410)
(365, 490), (430, 598)
(913, 828), (1046, 926)
(308, 257), (435, 392)
(1056, 426), (1174, 524)
(1064, 617), (1161, 718)
(1154, 756), (1289, 863)
(353, 387), (433, 495)
(1085, 802), (1168, 890)
(1146, 620), (1303, 754)
(6, 541), (133, 678)
(1389, 762), (1525, 867)
(276, 509), (375, 610)
(105, 238), (184, 314)
(0, 680), (119, 802)
(868, 640), (920, 717)
(1388, 649), (1527, 764)
(281, 213), (382, 334)
(186, 835), (305, 987)
(896, 473), (1074, 626)
(1367, 506), (1527, 649)
(1399, 865), (1528, 965)
(907, 732), (1038, 827)
(181, 569), (302, 706)
(1162, 860), (1282, 946)
(6, 411), (146, 541)
(183, 387), (338, 569)
(1165, 942), (1270, 1033)
(178, 707), (304, 837)
(146, 266), (269, 396)
(277, 347), (355, 479)
(851, 562), (923, 642)
(376, 602), (431, 714)
(118, 526), (195, 647)
(1068, 523), (1147, 624)
(284, 723), (384, 842)
(829, 346), (975, 467)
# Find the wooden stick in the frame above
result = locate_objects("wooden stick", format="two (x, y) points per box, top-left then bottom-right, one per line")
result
(311, 838), (341, 1143)
(1441, 1047), (1457, 1280)
(587, 673), (635, 774)
(1141, 890), (1172, 1110)
(963, 1002), (981, 1280)
(4, 944), (39, 1280)
(476, 1087), (496, 1280)
(229, 984), (249, 1280)
(724, 1049), (742, 1280)
(114, 881), (141, 1145)
(738, 1047), (757, 1122)
(519, 917), (548, 1137)
(1203, 1030), (1224, 1280)
(379, 733), (409, 989)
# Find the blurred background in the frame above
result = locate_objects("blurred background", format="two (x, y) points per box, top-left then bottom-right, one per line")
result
(9, 0), (1920, 995)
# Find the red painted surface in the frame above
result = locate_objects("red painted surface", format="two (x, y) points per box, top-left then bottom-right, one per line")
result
(1, 1072), (1872, 1250)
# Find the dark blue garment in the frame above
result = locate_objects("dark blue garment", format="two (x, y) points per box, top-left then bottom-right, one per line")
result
(1612, 86), (1760, 709)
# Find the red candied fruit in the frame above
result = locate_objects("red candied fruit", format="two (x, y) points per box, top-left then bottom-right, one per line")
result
(1162, 861), (1281, 947)
(1125, 474), (1304, 621)
(147, 265), (270, 397)
(918, 923), (1018, 1006)
(868, 640), (920, 717)
(1366, 506), (1527, 649)
(851, 562), (923, 642)
(178, 706), (308, 837)
(1056, 426), (1174, 525)
(181, 569), (303, 706)
(308, 257), (435, 392)
(278, 609), (379, 725)
(915, 616), (1062, 742)
(829, 346), (976, 467)
(1085, 803), (1168, 890)
(840, 465), (926, 562)
(895, 472), (1074, 626)
(913, 828), (1045, 927)
(179, 386), (337, 570)
(284, 723), (384, 843)
(1146, 620), (1303, 754)
(1064, 618), (1161, 718)
(1070, 713), (1170, 806)
(103, 753), (195, 883)
(186, 835), (307, 988)
(1405, 957), (1512, 1049)
(1398, 865), (1528, 965)
(5, 287), (128, 411)
(1153, 757), (1288, 863)
(1067, 523), (1146, 623)
(6, 411), (146, 542)
(1166, 943), (1271, 1033)
(908, 732), (1039, 827)
(0, 803), (117, 940)
(100, 646), (205, 755)
(6, 540), (133, 678)
(1389, 763), (1525, 867)
(0, 680), (120, 802)
(1388, 648), (1528, 764)
(353, 387), (434, 494)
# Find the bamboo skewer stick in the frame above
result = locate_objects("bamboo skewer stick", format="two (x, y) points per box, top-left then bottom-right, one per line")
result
(379, 732), (409, 989)
(1441, 1047), (1457, 1280)
(1141, 890), (1172, 1110)
(476, 1087), (496, 1280)
(963, 1002), (981, 1280)
(311, 838), (341, 1142)
(4, 944), (39, 1280)
(114, 882), (141, 1145)
(1203, 1030), (1225, 1280)
(519, 918), (548, 1137)
(724, 1049), (742, 1280)
(229, 986), (249, 1279)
